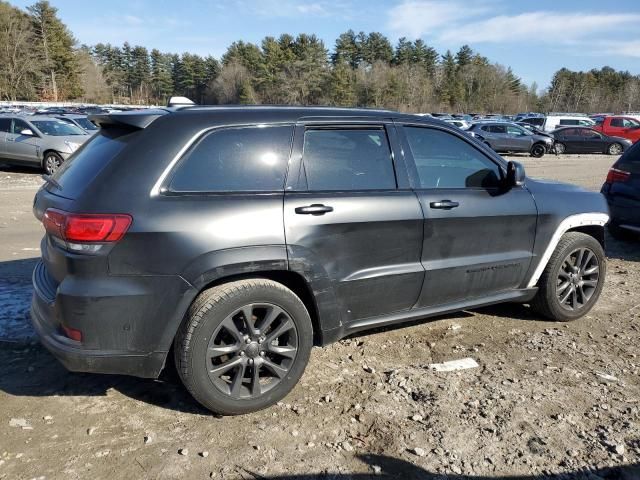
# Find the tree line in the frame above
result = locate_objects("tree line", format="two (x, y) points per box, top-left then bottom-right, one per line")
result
(1, 0), (639, 114)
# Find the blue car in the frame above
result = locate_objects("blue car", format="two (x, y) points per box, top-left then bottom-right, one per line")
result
(602, 141), (640, 239)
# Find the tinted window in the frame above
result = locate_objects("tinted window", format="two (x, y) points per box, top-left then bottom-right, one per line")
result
(302, 129), (396, 191)
(404, 126), (502, 189)
(579, 129), (601, 139)
(52, 129), (135, 198)
(12, 119), (30, 134)
(170, 125), (293, 192)
(559, 119), (579, 126)
(0, 118), (12, 133)
(490, 125), (507, 134)
(617, 142), (640, 173)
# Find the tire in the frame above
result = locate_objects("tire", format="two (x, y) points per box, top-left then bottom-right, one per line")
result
(608, 143), (623, 155)
(174, 279), (313, 415)
(43, 151), (63, 175)
(531, 232), (606, 322)
(554, 142), (566, 155)
(530, 143), (546, 158)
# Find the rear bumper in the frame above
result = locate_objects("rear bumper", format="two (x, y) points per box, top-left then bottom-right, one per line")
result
(30, 260), (187, 378)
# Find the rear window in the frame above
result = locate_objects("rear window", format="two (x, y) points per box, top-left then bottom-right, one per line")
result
(51, 129), (134, 198)
(617, 142), (640, 173)
(169, 125), (293, 192)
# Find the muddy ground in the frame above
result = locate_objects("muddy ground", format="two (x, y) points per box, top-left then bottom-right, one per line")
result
(1, 154), (640, 480)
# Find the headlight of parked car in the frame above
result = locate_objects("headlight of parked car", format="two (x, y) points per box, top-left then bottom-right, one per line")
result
(64, 141), (80, 153)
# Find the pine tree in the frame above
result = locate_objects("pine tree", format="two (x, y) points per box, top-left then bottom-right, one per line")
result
(27, 0), (81, 100)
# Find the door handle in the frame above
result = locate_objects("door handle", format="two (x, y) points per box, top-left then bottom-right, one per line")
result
(429, 200), (459, 210)
(295, 204), (334, 215)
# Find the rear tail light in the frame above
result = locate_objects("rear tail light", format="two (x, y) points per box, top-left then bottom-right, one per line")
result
(43, 209), (132, 243)
(605, 168), (631, 184)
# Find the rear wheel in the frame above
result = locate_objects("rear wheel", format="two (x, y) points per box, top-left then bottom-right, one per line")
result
(608, 143), (623, 155)
(554, 142), (566, 155)
(530, 143), (546, 158)
(531, 232), (605, 321)
(43, 151), (63, 175)
(174, 279), (313, 415)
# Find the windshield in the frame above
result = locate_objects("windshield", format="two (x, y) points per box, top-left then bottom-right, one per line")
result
(31, 120), (86, 136)
(73, 117), (98, 131)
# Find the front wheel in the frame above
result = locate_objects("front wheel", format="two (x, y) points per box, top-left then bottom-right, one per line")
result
(43, 152), (63, 175)
(174, 279), (313, 415)
(530, 143), (546, 158)
(531, 232), (605, 321)
(608, 143), (623, 155)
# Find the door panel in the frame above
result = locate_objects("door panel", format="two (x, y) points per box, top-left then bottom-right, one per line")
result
(398, 123), (538, 307)
(415, 188), (537, 307)
(285, 191), (425, 321)
(6, 119), (39, 164)
(284, 123), (425, 323)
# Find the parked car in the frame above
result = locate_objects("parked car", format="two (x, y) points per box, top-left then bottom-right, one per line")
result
(601, 142), (640, 239)
(31, 106), (609, 415)
(54, 114), (100, 135)
(516, 122), (555, 139)
(521, 114), (595, 132)
(551, 127), (632, 155)
(592, 116), (640, 144)
(0, 115), (91, 174)
(468, 122), (553, 157)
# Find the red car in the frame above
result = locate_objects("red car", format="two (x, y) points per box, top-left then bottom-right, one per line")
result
(593, 116), (640, 143)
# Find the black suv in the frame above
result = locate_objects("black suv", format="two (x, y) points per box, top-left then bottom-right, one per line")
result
(32, 106), (609, 415)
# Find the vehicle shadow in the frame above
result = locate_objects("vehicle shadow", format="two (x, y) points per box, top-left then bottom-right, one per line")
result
(605, 232), (640, 262)
(249, 454), (640, 479)
(0, 163), (41, 174)
(0, 339), (214, 416)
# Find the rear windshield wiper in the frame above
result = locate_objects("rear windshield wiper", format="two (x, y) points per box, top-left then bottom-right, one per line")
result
(41, 174), (62, 191)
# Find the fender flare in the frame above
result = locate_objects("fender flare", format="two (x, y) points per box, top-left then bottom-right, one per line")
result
(526, 212), (609, 288)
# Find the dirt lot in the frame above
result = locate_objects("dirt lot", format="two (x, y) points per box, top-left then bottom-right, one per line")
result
(1, 154), (640, 480)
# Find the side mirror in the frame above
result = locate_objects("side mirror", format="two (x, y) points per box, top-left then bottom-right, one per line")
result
(506, 161), (526, 187)
(20, 128), (34, 136)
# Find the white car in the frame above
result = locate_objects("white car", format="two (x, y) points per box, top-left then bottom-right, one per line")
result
(444, 119), (471, 130)
(544, 115), (595, 132)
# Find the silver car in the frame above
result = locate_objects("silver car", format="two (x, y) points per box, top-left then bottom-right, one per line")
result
(469, 121), (554, 158)
(0, 115), (91, 174)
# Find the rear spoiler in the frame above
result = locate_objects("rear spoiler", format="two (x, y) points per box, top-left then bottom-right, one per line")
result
(88, 109), (168, 129)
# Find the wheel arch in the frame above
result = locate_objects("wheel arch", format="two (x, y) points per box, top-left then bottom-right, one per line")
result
(193, 270), (323, 346)
(526, 213), (608, 288)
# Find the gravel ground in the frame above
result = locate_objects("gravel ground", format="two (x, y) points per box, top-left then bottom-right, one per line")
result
(1, 154), (640, 480)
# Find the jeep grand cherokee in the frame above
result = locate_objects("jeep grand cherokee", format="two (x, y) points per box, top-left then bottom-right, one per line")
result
(31, 106), (609, 415)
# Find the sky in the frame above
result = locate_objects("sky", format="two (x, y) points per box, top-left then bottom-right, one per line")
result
(9, 0), (640, 90)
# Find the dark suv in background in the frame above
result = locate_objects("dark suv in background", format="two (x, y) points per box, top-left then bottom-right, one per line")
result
(32, 106), (609, 415)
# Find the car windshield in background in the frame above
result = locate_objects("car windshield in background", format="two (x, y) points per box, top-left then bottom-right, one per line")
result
(31, 120), (86, 136)
(74, 117), (98, 130)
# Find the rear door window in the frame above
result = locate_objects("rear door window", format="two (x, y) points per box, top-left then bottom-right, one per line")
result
(169, 125), (293, 192)
(301, 128), (396, 191)
(0, 118), (11, 133)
